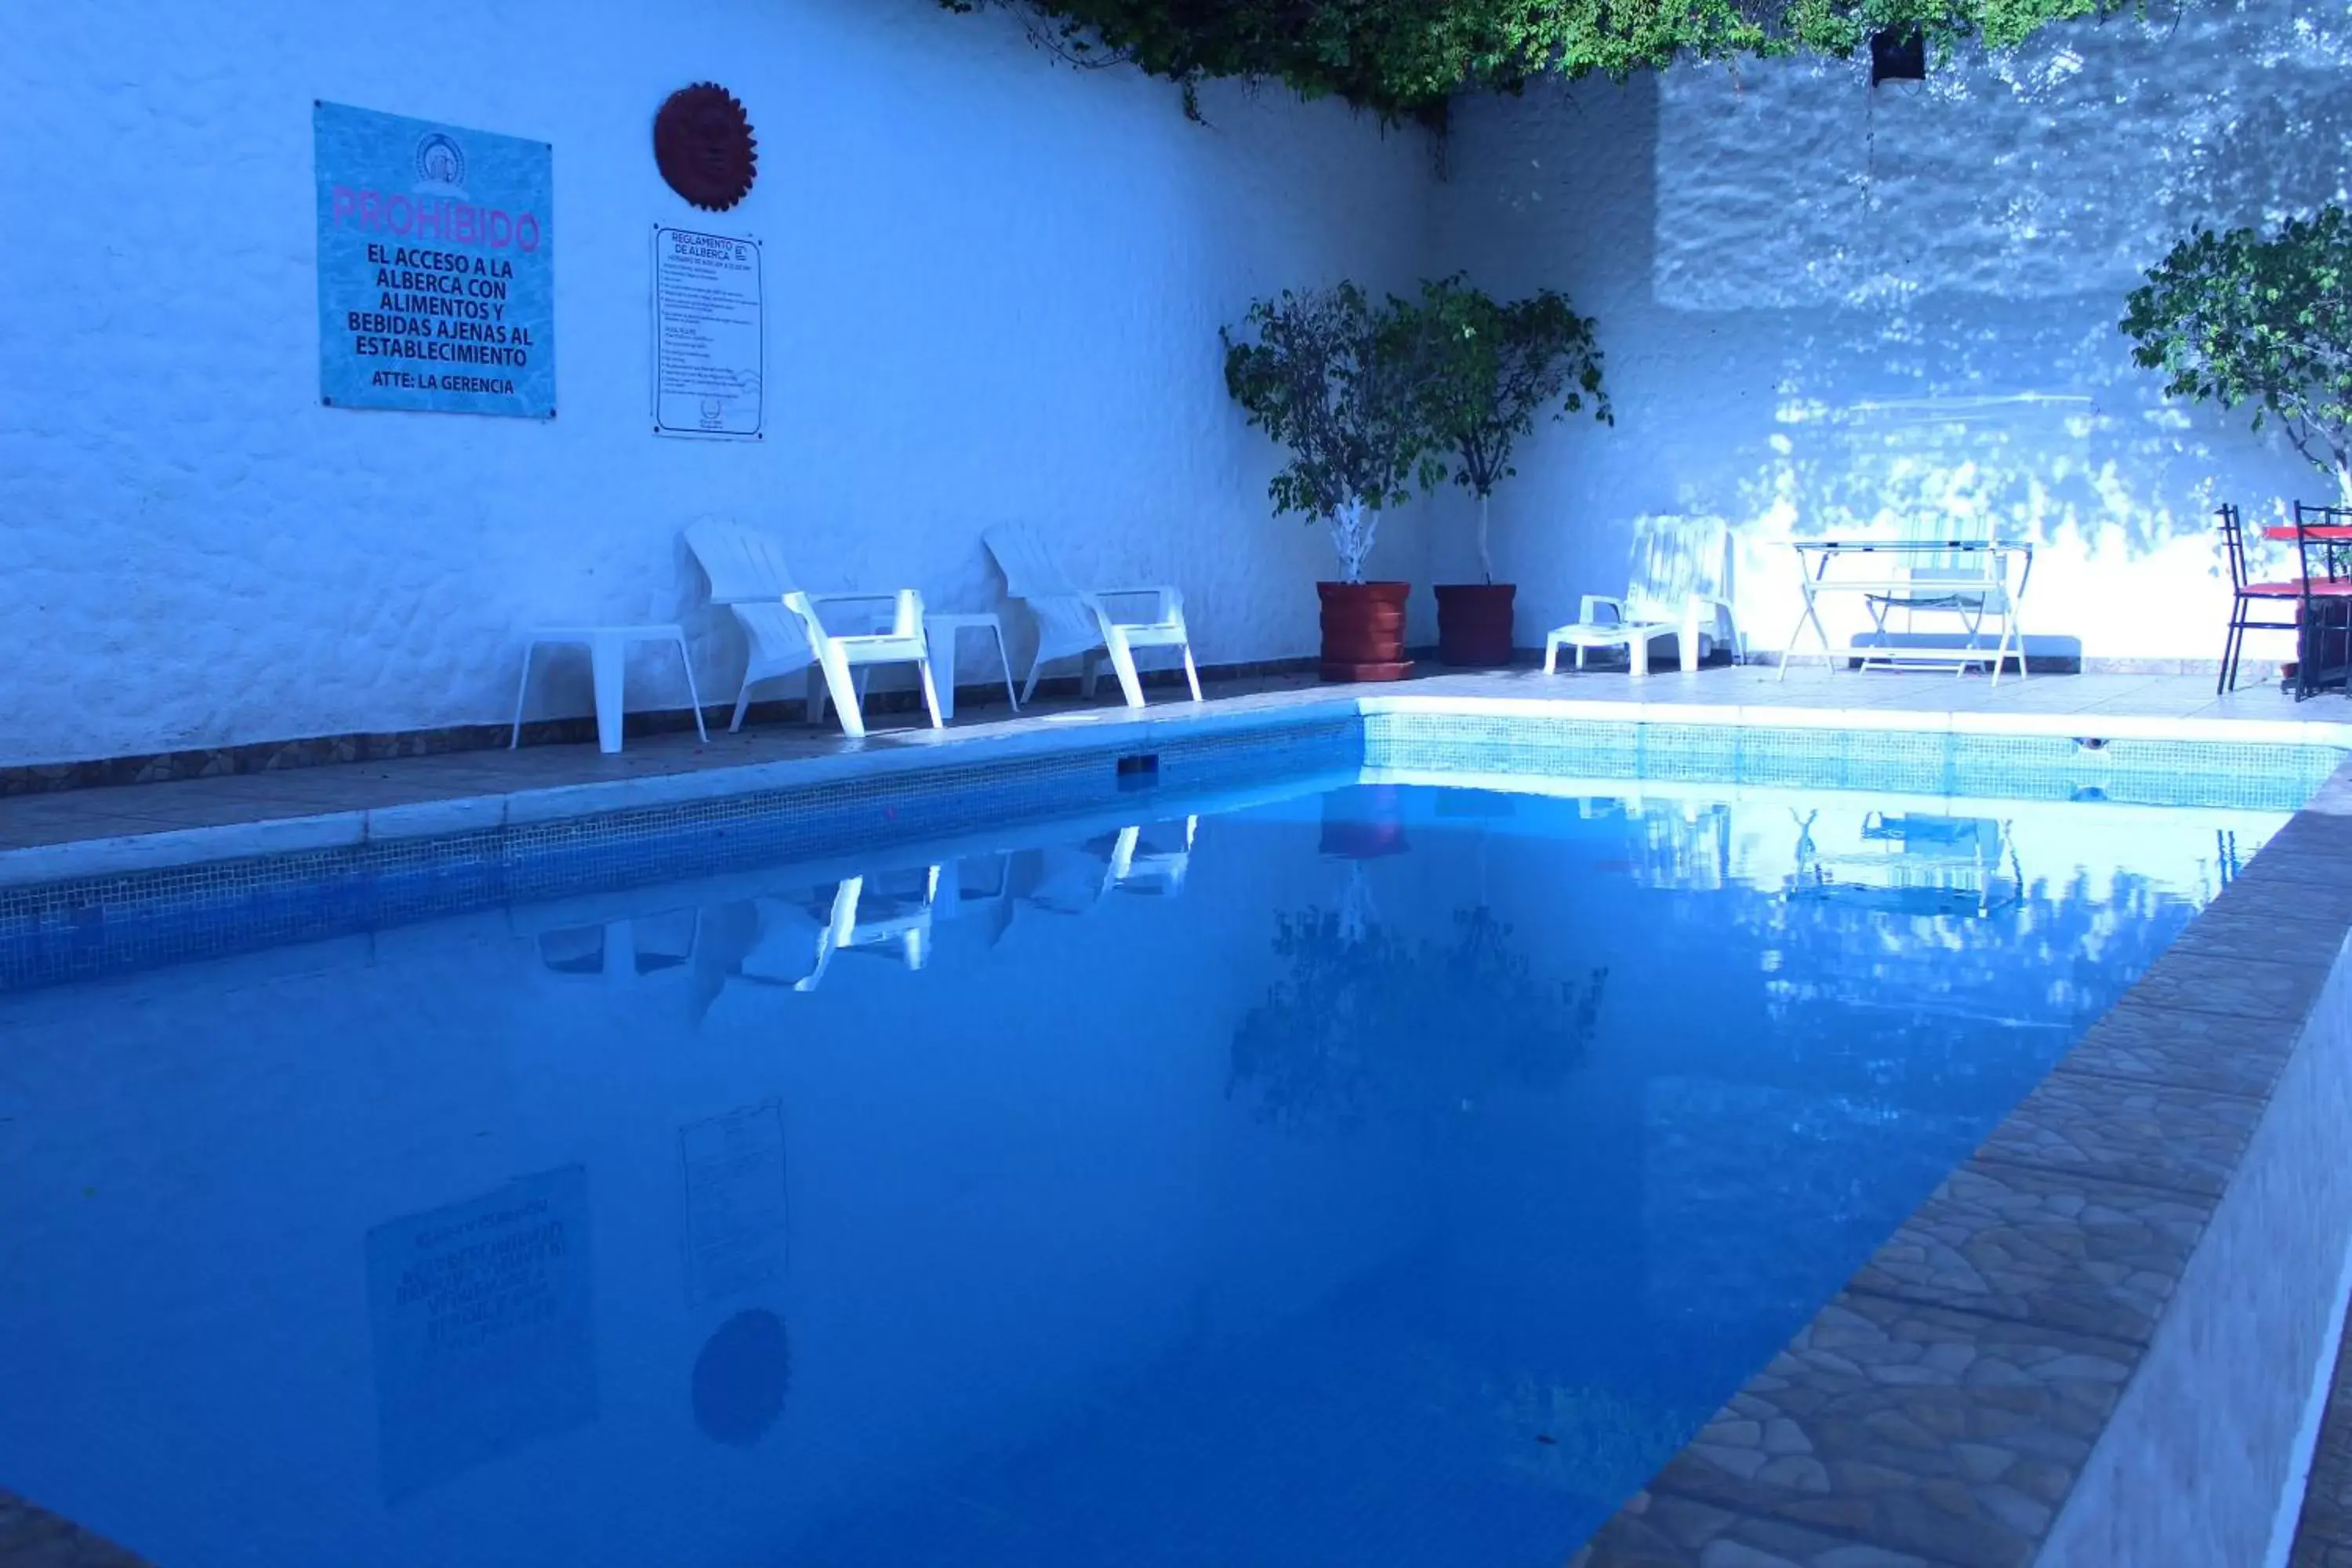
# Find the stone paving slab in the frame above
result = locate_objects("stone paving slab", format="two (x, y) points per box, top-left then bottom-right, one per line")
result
(1575, 1290), (2133, 1567)
(1569, 1487), (1964, 1566)
(1972, 1067), (2269, 1200)
(2055, 995), (2303, 1103)
(1847, 1158), (2214, 1346)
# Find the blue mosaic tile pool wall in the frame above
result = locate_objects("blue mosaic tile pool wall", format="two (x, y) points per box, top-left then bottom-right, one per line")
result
(0, 717), (1363, 993)
(1363, 712), (2347, 812)
(6, 708), (2342, 993)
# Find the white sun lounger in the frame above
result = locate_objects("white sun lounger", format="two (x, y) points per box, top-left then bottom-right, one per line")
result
(1544, 515), (1739, 677)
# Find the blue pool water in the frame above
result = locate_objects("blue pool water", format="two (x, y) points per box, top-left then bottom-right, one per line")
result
(0, 777), (2285, 1566)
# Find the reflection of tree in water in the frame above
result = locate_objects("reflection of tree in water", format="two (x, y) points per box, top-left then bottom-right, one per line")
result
(1596, 798), (2210, 1120)
(1755, 862), (2190, 1094)
(1228, 905), (1607, 1134)
(1606, 800), (2211, 1363)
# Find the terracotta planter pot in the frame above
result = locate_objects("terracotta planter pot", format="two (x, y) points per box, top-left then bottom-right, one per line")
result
(1319, 783), (1410, 859)
(1433, 583), (1517, 668)
(1317, 580), (1414, 683)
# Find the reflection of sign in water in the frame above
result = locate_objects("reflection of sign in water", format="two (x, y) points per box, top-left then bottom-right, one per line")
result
(313, 102), (555, 418)
(365, 1166), (596, 1501)
(653, 227), (763, 438)
(681, 1102), (788, 1305)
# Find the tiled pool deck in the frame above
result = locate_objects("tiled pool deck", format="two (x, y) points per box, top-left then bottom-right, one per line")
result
(8, 662), (2352, 1567)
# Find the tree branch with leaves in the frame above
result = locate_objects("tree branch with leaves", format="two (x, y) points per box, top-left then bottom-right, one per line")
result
(2122, 205), (2352, 506)
(1222, 283), (1446, 582)
(1410, 275), (1613, 583)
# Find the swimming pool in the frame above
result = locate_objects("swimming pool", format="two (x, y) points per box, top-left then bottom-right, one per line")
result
(0, 762), (2288, 1566)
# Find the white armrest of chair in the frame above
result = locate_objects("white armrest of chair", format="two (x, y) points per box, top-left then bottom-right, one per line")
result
(1685, 593), (1735, 654)
(1087, 586), (1182, 626)
(805, 590), (924, 637)
(1580, 594), (1624, 627)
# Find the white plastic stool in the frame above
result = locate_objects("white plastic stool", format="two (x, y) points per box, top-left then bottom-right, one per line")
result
(923, 612), (1019, 722)
(511, 624), (709, 755)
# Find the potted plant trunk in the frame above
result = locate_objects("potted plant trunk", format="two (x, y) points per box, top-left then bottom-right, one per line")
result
(1414, 277), (1613, 668)
(1224, 282), (1445, 682)
(1316, 510), (1413, 682)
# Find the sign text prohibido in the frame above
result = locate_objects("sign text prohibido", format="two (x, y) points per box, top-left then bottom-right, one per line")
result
(314, 102), (555, 419)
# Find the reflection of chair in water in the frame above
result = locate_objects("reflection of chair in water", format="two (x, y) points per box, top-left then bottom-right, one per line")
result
(1786, 811), (2020, 916)
(1108, 816), (1198, 896)
(692, 867), (940, 1006)
(932, 853), (1018, 948)
(537, 909), (700, 985)
(1010, 817), (1200, 911)
(822, 867), (938, 971)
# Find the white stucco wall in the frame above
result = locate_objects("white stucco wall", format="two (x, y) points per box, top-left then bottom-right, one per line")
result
(11, 0), (2352, 767)
(1429, 0), (2352, 664)
(0, 0), (1439, 766)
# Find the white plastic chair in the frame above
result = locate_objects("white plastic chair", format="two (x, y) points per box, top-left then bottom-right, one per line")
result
(1864, 514), (2018, 677)
(983, 524), (1203, 709)
(684, 521), (942, 739)
(1544, 516), (1738, 677)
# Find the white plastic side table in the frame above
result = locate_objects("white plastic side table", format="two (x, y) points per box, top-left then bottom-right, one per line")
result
(923, 612), (1019, 722)
(510, 624), (708, 755)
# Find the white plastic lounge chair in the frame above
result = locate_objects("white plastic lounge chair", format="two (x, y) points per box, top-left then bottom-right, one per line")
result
(684, 520), (942, 739)
(983, 524), (1203, 709)
(1544, 516), (1738, 677)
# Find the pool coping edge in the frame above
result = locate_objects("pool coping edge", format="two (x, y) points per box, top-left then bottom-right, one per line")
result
(4, 690), (2343, 891)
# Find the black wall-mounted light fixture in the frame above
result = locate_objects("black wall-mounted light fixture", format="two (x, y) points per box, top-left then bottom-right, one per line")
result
(1870, 27), (1927, 84)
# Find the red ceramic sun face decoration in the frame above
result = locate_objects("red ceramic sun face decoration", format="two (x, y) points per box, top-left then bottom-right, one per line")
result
(654, 83), (758, 212)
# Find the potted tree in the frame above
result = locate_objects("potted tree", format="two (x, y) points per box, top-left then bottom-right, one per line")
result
(1414, 276), (1613, 667)
(1223, 283), (1444, 681)
(2122, 205), (2352, 505)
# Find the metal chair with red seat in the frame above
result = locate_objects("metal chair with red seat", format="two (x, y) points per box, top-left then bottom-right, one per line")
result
(2217, 503), (2306, 694)
(2290, 501), (2352, 700)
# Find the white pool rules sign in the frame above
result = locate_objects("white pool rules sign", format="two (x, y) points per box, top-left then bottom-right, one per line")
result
(652, 227), (763, 440)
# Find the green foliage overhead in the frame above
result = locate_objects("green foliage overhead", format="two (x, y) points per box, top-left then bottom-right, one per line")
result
(2122, 206), (2352, 503)
(942, 0), (2131, 120)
